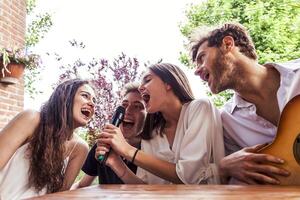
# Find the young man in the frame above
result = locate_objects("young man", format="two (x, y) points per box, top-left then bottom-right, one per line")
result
(71, 82), (147, 188)
(189, 23), (300, 184)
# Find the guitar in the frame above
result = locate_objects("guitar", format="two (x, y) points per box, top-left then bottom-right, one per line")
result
(259, 94), (300, 185)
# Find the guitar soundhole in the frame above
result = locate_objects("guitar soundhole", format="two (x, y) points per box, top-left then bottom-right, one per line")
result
(293, 134), (300, 165)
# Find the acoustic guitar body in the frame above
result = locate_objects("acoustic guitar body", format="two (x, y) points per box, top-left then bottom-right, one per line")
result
(259, 95), (300, 185)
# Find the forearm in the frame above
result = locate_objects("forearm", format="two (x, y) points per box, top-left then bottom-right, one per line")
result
(109, 159), (144, 184)
(124, 148), (183, 184)
(70, 182), (80, 190)
(61, 142), (89, 191)
(71, 174), (95, 189)
(218, 161), (230, 184)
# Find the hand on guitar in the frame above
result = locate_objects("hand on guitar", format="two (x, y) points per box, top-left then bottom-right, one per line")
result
(219, 144), (290, 184)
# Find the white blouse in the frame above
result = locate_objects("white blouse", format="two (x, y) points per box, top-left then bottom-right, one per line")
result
(0, 143), (73, 200)
(136, 98), (224, 184)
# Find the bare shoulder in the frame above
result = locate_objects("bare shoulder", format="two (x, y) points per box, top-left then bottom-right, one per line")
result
(0, 110), (41, 169)
(69, 134), (89, 158)
(1, 109), (40, 139)
(10, 109), (40, 125)
(18, 109), (40, 123)
(74, 134), (89, 150)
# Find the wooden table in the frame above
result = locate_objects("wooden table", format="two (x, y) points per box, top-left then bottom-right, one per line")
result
(27, 185), (300, 199)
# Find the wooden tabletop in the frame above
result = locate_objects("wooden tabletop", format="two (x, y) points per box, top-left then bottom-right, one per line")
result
(27, 184), (300, 200)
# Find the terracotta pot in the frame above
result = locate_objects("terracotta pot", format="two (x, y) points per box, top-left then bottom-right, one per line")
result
(0, 62), (25, 84)
(0, 62), (25, 78)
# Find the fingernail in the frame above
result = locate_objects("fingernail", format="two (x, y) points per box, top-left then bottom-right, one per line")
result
(284, 170), (290, 176)
(277, 158), (284, 163)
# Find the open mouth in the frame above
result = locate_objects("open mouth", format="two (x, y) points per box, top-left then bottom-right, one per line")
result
(142, 94), (150, 104)
(122, 119), (135, 128)
(81, 108), (92, 119)
(200, 70), (210, 82)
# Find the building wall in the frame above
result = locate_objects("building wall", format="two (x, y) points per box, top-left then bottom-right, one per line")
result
(0, 0), (26, 129)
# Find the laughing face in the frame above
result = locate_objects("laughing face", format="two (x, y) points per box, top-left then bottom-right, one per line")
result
(72, 84), (96, 128)
(194, 41), (234, 94)
(120, 91), (146, 141)
(139, 70), (170, 113)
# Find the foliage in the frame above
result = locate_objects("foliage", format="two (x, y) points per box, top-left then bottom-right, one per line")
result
(26, 0), (53, 48)
(206, 90), (234, 108)
(179, 51), (192, 68)
(26, 0), (37, 14)
(25, 13), (52, 48)
(52, 41), (144, 145)
(180, 0), (300, 106)
(0, 48), (42, 75)
(25, 0), (53, 98)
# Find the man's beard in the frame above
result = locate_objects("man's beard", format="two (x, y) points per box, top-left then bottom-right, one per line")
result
(210, 51), (233, 94)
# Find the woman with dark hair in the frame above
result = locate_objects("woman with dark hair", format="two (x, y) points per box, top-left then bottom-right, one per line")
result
(96, 63), (224, 184)
(0, 78), (95, 199)
(71, 82), (147, 188)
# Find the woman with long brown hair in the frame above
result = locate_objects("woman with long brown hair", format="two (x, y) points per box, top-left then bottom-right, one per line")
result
(96, 63), (224, 184)
(0, 78), (95, 199)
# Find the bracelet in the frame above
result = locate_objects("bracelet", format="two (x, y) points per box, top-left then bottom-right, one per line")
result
(131, 149), (139, 163)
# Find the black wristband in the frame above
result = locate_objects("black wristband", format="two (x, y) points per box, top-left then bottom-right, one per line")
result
(131, 149), (139, 163)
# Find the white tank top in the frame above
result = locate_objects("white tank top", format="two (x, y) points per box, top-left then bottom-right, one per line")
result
(0, 143), (74, 200)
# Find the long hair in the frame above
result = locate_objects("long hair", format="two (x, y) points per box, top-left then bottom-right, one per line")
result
(140, 63), (194, 140)
(27, 78), (89, 193)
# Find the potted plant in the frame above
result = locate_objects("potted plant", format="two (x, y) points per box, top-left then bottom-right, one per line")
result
(0, 47), (41, 84)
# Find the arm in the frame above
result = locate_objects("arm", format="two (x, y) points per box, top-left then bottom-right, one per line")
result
(72, 143), (103, 189)
(99, 125), (183, 183)
(129, 149), (182, 183)
(71, 174), (95, 190)
(99, 99), (223, 184)
(219, 143), (290, 184)
(95, 146), (145, 184)
(0, 110), (40, 170)
(61, 137), (89, 191)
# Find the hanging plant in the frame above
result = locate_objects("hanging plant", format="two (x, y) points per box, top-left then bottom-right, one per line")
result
(0, 48), (42, 79)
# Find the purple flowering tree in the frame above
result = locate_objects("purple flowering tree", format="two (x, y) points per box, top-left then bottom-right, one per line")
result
(53, 40), (143, 144)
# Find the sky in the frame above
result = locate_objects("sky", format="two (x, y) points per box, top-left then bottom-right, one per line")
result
(25, 0), (206, 109)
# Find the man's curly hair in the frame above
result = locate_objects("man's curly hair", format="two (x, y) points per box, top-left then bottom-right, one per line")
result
(189, 23), (257, 62)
